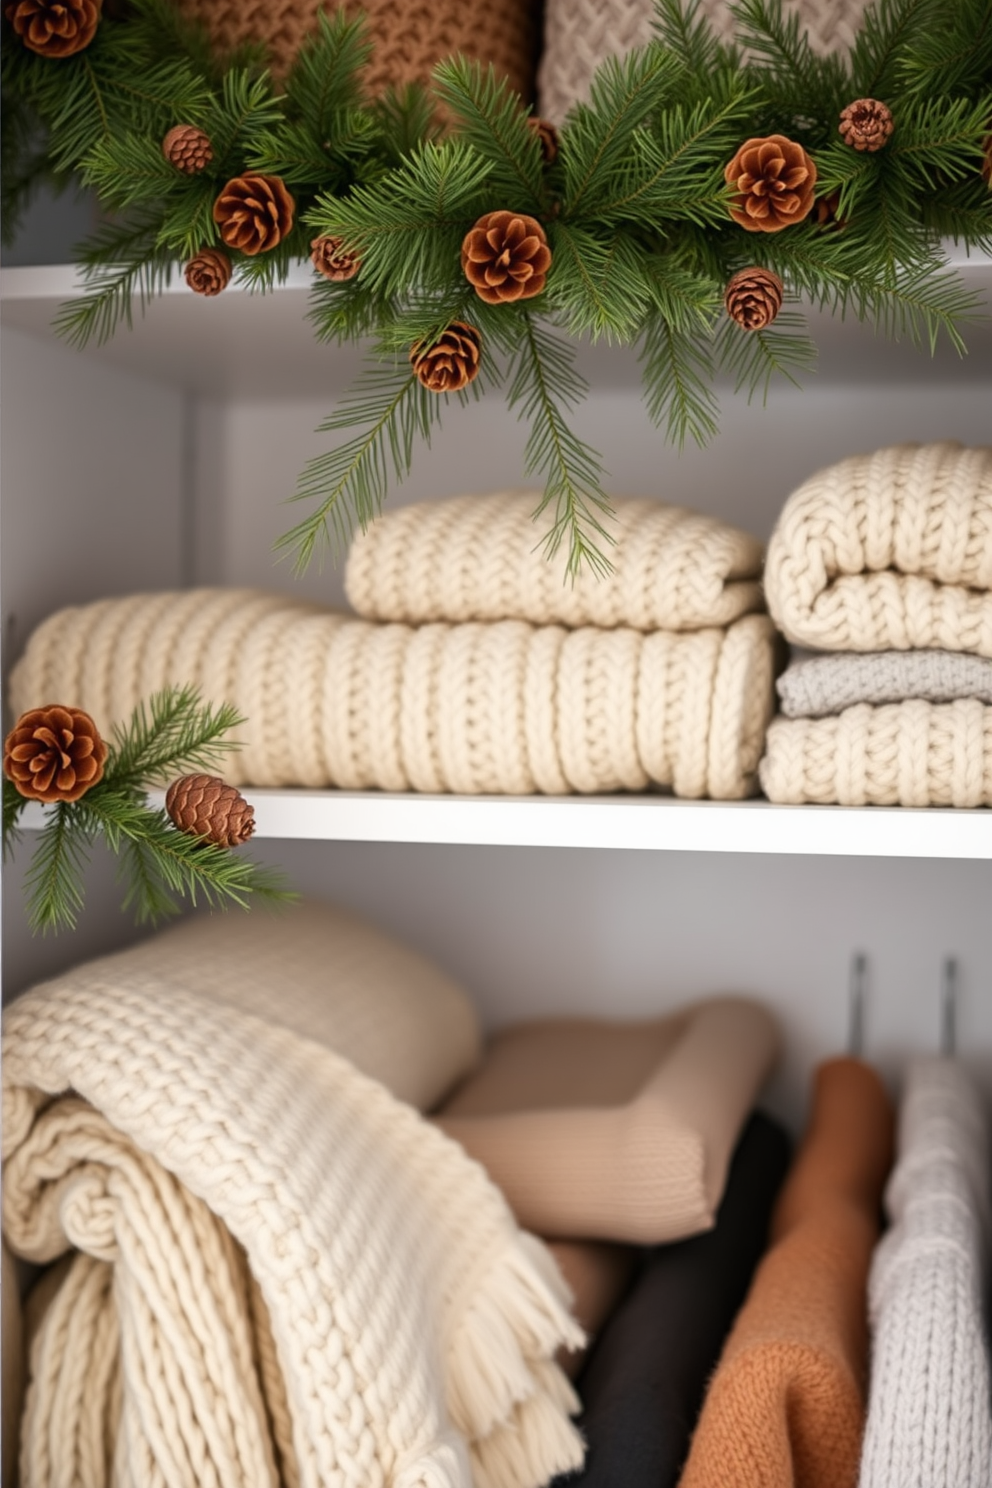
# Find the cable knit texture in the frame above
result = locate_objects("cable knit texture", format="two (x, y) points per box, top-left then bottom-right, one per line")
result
(760, 700), (992, 806)
(344, 493), (764, 631)
(678, 1059), (895, 1488)
(2, 932), (585, 1488)
(777, 650), (992, 718)
(9, 590), (779, 799)
(538, 0), (870, 122)
(859, 1058), (992, 1488)
(764, 444), (992, 657)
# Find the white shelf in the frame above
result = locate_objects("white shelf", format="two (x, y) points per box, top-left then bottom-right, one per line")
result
(19, 790), (992, 858)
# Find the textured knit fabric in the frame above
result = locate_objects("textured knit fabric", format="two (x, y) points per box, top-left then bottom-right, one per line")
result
(776, 650), (992, 718)
(538, 0), (870, 122)
(436, 999), (780, 1243)
(9, 590), (780, 800)
(764, 444), (992, 657)
(344, 493), (765, 632)
(760, 700), (992, 807)
(3, 955), (585, 1488)
(561, 1112), (792, 1488)
(677, 1059), (895, 1488)
(545, 1241), (636, 1380)
(858, 1058), (992, 1488)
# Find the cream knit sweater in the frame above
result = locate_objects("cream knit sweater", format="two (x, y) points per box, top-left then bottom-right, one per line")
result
(9, 590), (779, 799)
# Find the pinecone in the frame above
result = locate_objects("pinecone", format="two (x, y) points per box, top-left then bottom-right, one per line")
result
(212, 174), (294, 256)
(461, 210), (552, 304)
(165, 774), (256, 846)
(838, 99), (894, 153)
(163, 124), (213, 174)
(724, 267), (784, 330)
(4, 0), (101, 56)
(725, 135), (818, 233)
(527, 117), (559, 165)
(3, 705), (107, 803)
(410, 321), (482, 392)
(310, 235), (360, 282)
(813, 189), (846, 230)
(184, 248), (232, 296)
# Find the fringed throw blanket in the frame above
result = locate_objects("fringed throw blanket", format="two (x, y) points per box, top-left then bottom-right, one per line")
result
(3, 959), (584, 1488)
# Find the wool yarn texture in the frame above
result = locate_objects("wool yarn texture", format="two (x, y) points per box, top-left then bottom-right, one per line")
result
(677, 1058), (895, 1488)
(538, 0), (871, 122)
(776, 650), (992, 718)
(858, 1058), (992, 1488)
(9, 589), (780, 799)
(344, 492), (765, 631)
(3, 940), (586, 1488)
(764, 444), (992, 657)
(436, 999), (780, 1244)
(760, 699), (992, 807)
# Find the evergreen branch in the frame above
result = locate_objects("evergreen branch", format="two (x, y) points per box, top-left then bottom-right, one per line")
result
(52, 223), (175, 349)
(639, 310), (720, 447)
(3, 780), (28, 861)
(22, 803), (92, 934)
(106, 686), (244, 787)
(432, 57), (547, 208)
(847, 263), (985, 354)
(549, 223), (653, 339)
(651, 0), (727, 76)
(715, 308), (817, 399)
(371, 85), (442, 161)
(282, 9), (373, 135)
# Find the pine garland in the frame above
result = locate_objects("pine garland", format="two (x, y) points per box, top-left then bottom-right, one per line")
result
(4, 0), (991, 574)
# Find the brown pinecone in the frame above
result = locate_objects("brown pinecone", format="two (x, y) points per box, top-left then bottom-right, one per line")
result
(185, 248), (232, 296)
(4, 0), (101, 55)
(724, 267), (784, 331)
(3, 705), (107, 803)
(813, 189), (846, 230)
(461, 210), (552, 304)
(838, 99), (894, 153)
(310, 235), (360, 282)
(527, 117), (559, 165)
(165, 774), (255, 846)
(725, 135), (818, 233)
(212, 174), (294, 256)
(163, 124), (213, 174)
(410, 321), (482, 393)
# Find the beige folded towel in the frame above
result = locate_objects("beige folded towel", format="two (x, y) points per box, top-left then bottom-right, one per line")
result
(9, 590), (779, 800)
(764, 444), (992, 657)
(760, 700), (992, 807)
(777, 650), (992, 718)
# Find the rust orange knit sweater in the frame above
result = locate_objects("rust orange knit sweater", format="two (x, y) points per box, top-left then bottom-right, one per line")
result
(678, 1058), (895, 1488)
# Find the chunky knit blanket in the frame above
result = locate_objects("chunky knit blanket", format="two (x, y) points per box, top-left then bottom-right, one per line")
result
(760, 699), (992, 807)
(859, 1058), (992, 1488)
(764, 444), (992, 657)
(3, 957), (585, 1488)
(10, 591), (779, 799)
(344, 493), (764, 632)
(777, 650), (992, 718)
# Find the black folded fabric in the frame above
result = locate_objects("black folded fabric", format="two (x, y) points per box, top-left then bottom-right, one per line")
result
(558, 1110), (792, 1488)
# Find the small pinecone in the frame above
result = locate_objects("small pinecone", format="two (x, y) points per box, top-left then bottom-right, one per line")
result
(527, 117), (559, 165)
(185, 248), (232, 296)
(725, 135), (817, 233)
(163, 124), (213, 174)
(410, 321), (482, 393)
(3, 705), (107, 803)
(838, 98), (894, 153)
(4, 0), (101, 56)
(724, 267), (784, 331)
(813, 189), (846, 230)
(165, 773), (255, 846)
(212, 174), (294, 256)
(310, 235), (360, 282)
(461, 210), (552, 304)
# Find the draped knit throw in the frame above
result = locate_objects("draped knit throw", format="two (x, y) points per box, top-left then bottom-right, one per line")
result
(9, 590), (779, 799)
(3, 945), (585, 1488)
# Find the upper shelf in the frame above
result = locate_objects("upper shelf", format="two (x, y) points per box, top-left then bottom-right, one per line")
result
(3, 250), (991, 400)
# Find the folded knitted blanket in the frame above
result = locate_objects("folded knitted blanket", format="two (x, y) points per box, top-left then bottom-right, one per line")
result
(677, 1059), (895, 1488)
(760, 699), (992, 807)
(764, 444), (992, 657)
(9, 590), (779, 799)
(859, 1058), (992, 1488)
(777, 650), (992, 718)
(345, 493), (764, 632)
(3, 947), (585, 1488)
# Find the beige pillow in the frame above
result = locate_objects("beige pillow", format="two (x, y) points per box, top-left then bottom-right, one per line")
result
(437, 998), (779, 1243)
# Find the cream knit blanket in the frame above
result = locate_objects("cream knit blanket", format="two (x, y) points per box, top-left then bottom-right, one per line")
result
(764, 444), (992, 657)
(3, 961), (584, 1488)
(759, 700), (992, 807)
(9, 591), (779, 799)
(344, 493), (764, 632)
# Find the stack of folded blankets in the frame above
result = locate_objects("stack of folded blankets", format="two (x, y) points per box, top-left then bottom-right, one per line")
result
(761, 443), (992, 808)
(9, 491), (780, 801)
